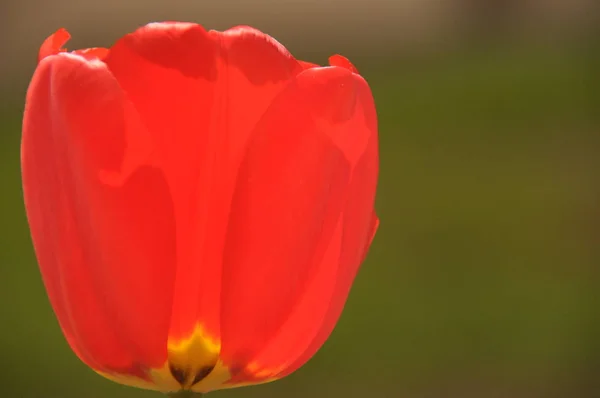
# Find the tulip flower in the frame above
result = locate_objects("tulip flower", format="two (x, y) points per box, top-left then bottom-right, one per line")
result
(21, 22), (379, 395)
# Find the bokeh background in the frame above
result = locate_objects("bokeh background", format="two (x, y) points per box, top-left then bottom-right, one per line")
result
(1, 1), (599, 397)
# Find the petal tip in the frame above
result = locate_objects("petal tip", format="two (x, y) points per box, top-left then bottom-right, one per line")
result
(38, 28), (71, 62)
(328, 54), (359, 74)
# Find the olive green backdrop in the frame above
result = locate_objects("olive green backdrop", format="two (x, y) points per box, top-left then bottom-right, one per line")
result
(1, 1), (599, 397)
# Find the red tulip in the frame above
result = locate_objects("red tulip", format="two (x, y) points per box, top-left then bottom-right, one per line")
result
(21, 22), (379, 394)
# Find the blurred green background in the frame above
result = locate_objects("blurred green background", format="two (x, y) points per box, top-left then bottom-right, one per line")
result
(1, 1), (599, 397)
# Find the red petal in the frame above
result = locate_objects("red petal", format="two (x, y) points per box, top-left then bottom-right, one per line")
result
(219, 65), (378, 380)
(278, 137), (379, 378)
(38, 28), (71, 62)
(276, 75), (378, 377)
(22, 53), (177, 375)
(328, 54), (359, 74)
(103, 22), (304, 344)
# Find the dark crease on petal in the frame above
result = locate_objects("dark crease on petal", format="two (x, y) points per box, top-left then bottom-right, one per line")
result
(120, 23), (219, 80)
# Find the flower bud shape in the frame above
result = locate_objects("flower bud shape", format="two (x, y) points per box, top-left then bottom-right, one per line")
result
(21, 22), (379, 394)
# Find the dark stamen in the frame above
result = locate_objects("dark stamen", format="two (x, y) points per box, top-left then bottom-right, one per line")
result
(191, 365), (216, 386)
(169, 364), (189, 386)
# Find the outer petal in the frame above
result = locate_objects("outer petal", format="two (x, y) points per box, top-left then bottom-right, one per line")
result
(218, 65), (379, 385)
(278, 73), (379, 377)
(102, 22), (305, 390)
(278, 143), (379, 379)
(21, 51), (177, 385)
(276, 72), (379, 378)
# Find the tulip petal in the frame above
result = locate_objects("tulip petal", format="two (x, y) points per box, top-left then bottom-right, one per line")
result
(38, 28), (70, 61)
(274, 75), (379, 378)
(22, 55), (88, 370)
(103, 22), (304, 354)
(278, 139), (379, 379)
(22, 52), (177, 381)
(219, 65), (378, 384)
(328, 54), (359, 74)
